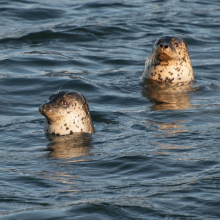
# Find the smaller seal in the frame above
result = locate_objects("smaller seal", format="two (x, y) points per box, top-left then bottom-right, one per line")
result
(142, 35), (194, 83)
(39, 90), (95, 135)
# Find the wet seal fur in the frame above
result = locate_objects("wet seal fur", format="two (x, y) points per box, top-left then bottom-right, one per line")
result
(39, 90), (95, 135)
(142, 35), (194, 83)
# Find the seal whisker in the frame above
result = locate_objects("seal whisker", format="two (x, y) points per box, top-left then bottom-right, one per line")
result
(57, 87), (62, 94)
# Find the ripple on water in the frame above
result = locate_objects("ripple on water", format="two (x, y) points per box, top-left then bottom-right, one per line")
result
(0, 0), (220, 219)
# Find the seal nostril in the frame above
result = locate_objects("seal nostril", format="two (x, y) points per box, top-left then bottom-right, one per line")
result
(165, 45), (168, 49)
(160, 44), (163, 48)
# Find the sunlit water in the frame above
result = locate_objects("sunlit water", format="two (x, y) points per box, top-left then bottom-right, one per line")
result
(1, 0), (220, 219)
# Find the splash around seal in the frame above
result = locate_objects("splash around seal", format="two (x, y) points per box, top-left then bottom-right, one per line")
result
(142, 35), (194, 83)
(39, 90), (95, 135)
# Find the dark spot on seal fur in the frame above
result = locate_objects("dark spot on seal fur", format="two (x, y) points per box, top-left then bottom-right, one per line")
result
(170, 77), (174, 82)
(66, 127), (69, 130)
(157, 73), (163, 81)
(70, 130), (73, 134)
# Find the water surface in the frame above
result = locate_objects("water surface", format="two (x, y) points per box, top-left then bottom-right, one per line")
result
(1, 0), (220, 219)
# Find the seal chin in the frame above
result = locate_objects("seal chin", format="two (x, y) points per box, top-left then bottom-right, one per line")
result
(156, 52), (173, 62)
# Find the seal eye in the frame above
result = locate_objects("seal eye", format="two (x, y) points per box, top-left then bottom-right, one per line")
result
(60, 100), (68, 106)
(174, 42), (179, 47)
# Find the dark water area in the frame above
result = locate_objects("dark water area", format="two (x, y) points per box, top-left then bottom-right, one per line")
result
(1, 0), (220, 219)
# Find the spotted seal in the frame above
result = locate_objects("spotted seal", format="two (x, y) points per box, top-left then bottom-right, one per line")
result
(142, 35), (194, 83)
(39, 90), (95, 135)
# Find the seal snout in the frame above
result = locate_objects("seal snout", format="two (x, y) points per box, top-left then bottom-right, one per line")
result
(39, 103), (49, 116)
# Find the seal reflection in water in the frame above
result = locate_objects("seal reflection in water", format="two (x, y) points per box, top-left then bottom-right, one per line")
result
(45, 133), (93, 159)
(142, 35), (195, 110)
(141, 82), (193, 110)
(39, 90), (95, 135)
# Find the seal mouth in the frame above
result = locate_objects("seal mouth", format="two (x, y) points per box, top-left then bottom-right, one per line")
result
(156, 52), (173, 61)
(44, 114), (64, 124)
(43, 114), (65, 124)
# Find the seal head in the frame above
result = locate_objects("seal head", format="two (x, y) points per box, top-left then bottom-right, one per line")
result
(142, 35), (194, 83)
(39, 90), (95, 135)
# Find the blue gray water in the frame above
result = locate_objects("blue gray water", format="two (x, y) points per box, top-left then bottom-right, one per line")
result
(1, 0), (220, 219)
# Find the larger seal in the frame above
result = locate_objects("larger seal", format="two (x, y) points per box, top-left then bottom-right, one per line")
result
(39, 90), (95, 135)
(142, 35), (194, 83)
